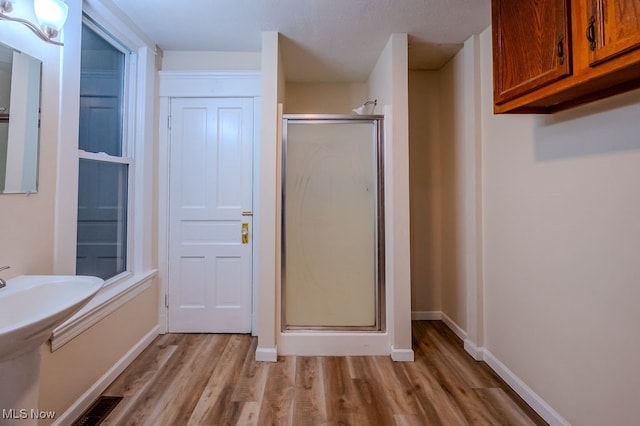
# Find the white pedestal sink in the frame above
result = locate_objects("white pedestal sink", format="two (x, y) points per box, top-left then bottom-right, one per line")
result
(0, 275), (103, 425)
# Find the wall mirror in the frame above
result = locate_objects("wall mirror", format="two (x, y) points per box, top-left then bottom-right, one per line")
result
(0, 42), (42, 194)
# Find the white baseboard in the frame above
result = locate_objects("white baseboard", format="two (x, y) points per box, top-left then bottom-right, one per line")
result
(255, 346), (278, 362)
(440, 312), (467, 341)
(411, 311), (442, 321)
(53, 326), (159, 426)
(391, 347), (415, 362)
(463, 338), (483, 361)
(482, 349), (570, 426)
(416, 313), (568, 425)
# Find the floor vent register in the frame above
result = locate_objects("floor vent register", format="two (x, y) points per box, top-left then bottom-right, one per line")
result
(72, 396), (123, 426)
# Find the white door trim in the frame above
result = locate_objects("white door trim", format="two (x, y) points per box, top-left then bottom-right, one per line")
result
(157, 71), (261, 334)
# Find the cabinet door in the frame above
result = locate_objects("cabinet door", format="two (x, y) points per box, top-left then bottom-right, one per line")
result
(492, 0), (572, 104)
(587, 0), (640, 66)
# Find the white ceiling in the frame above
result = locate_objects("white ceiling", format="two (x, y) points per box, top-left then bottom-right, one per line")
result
(110, 0), (491, 82)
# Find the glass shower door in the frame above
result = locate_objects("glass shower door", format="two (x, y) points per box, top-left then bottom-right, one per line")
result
(282, 116), (384, 330)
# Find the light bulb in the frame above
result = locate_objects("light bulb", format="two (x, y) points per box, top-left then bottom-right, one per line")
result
(34, 0), (68, 39)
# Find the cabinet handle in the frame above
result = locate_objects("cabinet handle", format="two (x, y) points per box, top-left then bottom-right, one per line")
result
(557, 35), (565, 65)
(586, 15), (596, 51)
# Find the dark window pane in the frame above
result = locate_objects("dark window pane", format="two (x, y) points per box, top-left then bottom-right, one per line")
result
(78, 25), (125, 156)
(76, 159), (128, 280)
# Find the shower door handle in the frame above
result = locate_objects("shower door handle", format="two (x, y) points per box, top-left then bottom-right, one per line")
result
(241, 223), (249, 244)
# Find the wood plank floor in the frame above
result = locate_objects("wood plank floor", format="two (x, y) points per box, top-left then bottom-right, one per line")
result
(95, 321), (547, 425)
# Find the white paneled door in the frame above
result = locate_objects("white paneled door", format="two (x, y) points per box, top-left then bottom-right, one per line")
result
(168, 98), (253, 333)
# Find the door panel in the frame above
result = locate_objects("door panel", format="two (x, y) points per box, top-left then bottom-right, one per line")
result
(283, 120), (382, 329)
(168, 97), (253, 333)
(492, 0), (572, 104)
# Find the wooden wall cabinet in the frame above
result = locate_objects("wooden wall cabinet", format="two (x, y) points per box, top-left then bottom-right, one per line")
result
(492, 0), (640, 113)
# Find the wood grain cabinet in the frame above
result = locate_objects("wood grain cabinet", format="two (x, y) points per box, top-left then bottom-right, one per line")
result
(492, 0), (640, 113)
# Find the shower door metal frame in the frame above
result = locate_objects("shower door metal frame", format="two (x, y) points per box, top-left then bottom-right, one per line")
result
(281, 114), (386, 332)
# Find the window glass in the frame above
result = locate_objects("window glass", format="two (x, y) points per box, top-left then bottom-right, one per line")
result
(76, 159), (128, 279)
(78, 25), (124, 157)
(77, 23), (130, 280)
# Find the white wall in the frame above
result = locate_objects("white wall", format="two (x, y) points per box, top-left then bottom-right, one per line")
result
(479, 27), (640, 426)
(408, 70), (443, 314)
(439, 53), (467, 330)
(255, 31), (281, 361)
(162, 51), (260, 71)
(368, 34), (413, 360)
(436, 35), (484, 348)
(284, 82), (366, 114)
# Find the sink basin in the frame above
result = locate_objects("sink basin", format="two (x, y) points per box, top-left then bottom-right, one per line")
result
(0, 275), (103, 361)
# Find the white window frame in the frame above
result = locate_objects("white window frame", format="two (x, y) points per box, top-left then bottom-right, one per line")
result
(51, 0), (157, 351)
(77, 18), (134, 284)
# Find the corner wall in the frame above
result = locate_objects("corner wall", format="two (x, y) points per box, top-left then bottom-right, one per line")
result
(479, 27), (640, 426)
(439, 54), (466, 330)
(432, 25), (640, 425)
(430, 35), (484, 347)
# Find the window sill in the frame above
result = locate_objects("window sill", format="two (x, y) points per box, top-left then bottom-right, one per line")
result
(49, 269), (158, 352)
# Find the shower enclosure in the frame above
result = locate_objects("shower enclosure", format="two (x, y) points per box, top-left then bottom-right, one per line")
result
(282, 115), (385, 331)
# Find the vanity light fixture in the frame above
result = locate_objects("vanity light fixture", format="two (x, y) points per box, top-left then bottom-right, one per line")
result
(352, 99), (377, 115)
(0, 0), (68, 46)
